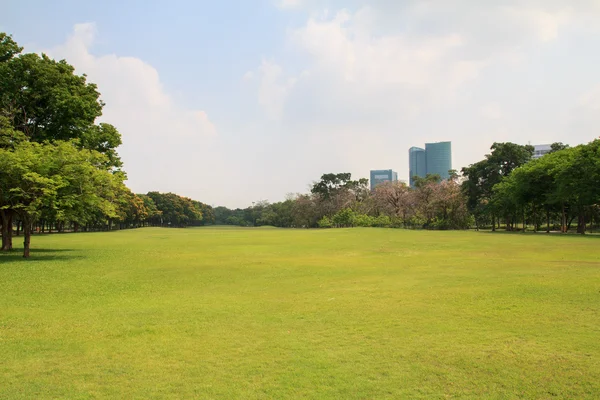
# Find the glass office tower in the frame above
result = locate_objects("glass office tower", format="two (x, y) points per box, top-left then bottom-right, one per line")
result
(370, 169), (398, 190)
(409, 147), (426, 187)
(425, 141), (452, 180)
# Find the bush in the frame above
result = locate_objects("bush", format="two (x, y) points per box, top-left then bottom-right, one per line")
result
(407, 215), (426, 229)
(373, 215), (391, 227)
(332, 208), (356, 227)
(354, 214), (375, 227)
(317, 216), (333, 228)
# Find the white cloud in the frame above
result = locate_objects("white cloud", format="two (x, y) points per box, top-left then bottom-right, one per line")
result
(49, 23), (217, 139)
(248, 60), (296, 120)
(43, 23), (230, 205)
(257, 61), (292, 119)
(248, 1), (600, 181)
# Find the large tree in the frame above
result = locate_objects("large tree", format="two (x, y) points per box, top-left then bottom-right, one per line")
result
(462, 142), (533, 230)
(0, 32), (125, 250)
(0, 141), (120, 257)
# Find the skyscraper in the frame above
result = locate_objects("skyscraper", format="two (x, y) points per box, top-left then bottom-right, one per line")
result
(370, 169), (398, 190)
(409, 142), (452, 186)
(409, 147), (426, 187)
(425, 141), (452, 180)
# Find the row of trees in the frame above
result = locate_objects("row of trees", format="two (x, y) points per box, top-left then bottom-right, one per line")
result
(0, 33), (214, 257)
(215, 139), (600, 235)
(0, 32), (130, 257)
(484, 141), (600, 233)
(214, 172), (472, 230)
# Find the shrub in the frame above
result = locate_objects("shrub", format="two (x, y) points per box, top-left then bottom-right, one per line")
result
(332, 208), (356, 227)
(373, 215), (391, 227)
(354, 214), (375, 227)
(317, 216), (333, 228)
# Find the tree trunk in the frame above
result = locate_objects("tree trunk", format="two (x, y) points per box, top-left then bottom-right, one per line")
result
(492, 215), (496, 232)
(546, 208), (550, 233)
(74, 222), (79, 233)
(567, 215), (575, 232)
(16, 220), (21, 236)
(1, 210), (13, 251)
(577, 211), (586, 235)
(23, 220), (32, 258)
(523, 208), (526, 233)
(561, 204), (567, 233)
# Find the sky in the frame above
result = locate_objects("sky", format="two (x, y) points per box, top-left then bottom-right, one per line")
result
(2, 0), (600, 208)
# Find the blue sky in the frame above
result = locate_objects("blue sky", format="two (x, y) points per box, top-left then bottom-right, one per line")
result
(2, 1), (600, 207)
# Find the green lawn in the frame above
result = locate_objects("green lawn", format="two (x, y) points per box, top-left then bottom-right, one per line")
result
(1, 227), (599, 399)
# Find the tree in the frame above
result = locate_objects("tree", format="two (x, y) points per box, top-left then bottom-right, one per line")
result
(0, 141), (120, 257)
(146, 192), (203, 227)
(372, 181), (414, 226)
(0, 33), (22, 63)
(430, 180), (472, 230)
(462, 142), (533, 230)
(550, 142), (569, 153)
(311, 173), (369, 219)
(0, 51), (103, 142)
(332, 208), (356, 227)
(79, 123), (123, 169)
(489, 139), (600, 234)
(0, 32), (125, 248)
(138, 194), (161, 226)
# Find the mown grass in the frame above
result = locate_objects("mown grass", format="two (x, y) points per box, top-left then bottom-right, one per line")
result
(1, 227), (599, 399)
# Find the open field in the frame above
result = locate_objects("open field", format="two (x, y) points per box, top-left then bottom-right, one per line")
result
(1, 227), (599, 399)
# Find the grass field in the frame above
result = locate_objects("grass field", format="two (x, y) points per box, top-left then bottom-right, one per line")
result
(1, 227), (599, 399)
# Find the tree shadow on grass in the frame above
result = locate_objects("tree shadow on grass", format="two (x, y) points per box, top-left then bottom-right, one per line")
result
(0, 248), (84, 263)
(476, 230), (600, 239)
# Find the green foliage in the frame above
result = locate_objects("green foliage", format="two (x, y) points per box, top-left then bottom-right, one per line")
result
(311, 173), (368, 201)
(353, 213), (374, 227)
(0, 140), (122, 256)
(462, 142), (534, 229)
(373, 214), (391, 227)
(413, 173), (441, 188)
(317, 215), (333, 228)
(332, 208), (356, 227)
(0, 116), (26, 148)
(0, 52), (104, 142)
(79, 123), (123, 169)
(0, 32), (22, 62)
(490, 140), (600, 233)
(146, 192), (203, 227)
(550, 142), (569, 153)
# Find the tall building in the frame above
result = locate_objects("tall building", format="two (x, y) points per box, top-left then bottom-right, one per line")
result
(409, 141), (452, 186)
(425, 141), (452, 180)
(533, 144), (551, 159)
(370, 169), (398, 190)
(409, 147), (426, 187)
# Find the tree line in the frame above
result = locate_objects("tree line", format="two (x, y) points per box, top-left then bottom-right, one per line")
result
(463, 141), (600, 233)
(214, 140), (600, 234)
(0, 33), (213, 257)
(2, 30), (597, 258)
(213, 172), (472, 230)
